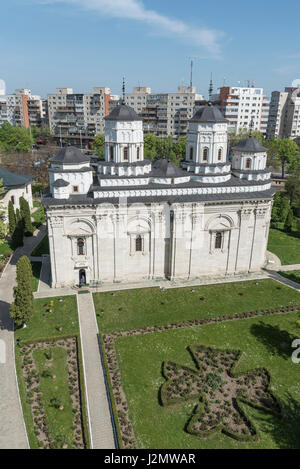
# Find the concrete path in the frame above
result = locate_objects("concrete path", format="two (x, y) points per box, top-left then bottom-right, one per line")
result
(279, 264), (300, 272)
(266, 270), (300, 292)
(0, 225), (46, 449)
(38, 255), (52, 294)
(77, 292), (115, 449)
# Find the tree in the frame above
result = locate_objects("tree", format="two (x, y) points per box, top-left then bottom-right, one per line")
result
(30, 125), (53, 144)
(275, 139), (300, 178)
(144, 133), (161, 160)
(0, 122), (33, 153)
(174, 136), (187, 160)
(92, 134), (105, 159)
(0, 179), (6, 244)
(284, 209), (294, 233)
(271, 192), (291, 225)
(19, 197), (33, 236)
(8, 200), (16, 237)
(11, 221), (24, 249)
(285, 168), (300, 218)
(10, 256), (33, 327)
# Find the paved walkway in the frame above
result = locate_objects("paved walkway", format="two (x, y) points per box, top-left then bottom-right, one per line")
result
(266, 250), (300, 272)
(278, 264), (300, 272)
(77, 293), (115, 449)
(33, 271), (269, 299)
(266, 270), (300, 291)
(0, 225), (46, 449)
(38, 255), (52, 294)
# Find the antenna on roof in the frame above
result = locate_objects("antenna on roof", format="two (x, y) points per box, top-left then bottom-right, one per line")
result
(208, 73), (213, 100)
(122, 77), (125, 104)
(190, 58), (194, 88)
(249, 117), (254, 137)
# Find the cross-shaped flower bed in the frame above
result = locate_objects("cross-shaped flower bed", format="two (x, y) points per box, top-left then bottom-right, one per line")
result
(161, 345), (282, 441)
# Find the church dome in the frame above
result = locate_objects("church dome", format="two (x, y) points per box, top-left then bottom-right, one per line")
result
(231, 137), (267, 152)
(49, 146), (90, 164)
(105, 104), (143, 121)
(191, 103), (227, 123)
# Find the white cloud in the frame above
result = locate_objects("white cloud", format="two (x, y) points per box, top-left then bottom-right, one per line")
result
(37, 0), (223, 56)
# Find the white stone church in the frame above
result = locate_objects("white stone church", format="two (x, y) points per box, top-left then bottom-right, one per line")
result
(43, 102), (274, 288)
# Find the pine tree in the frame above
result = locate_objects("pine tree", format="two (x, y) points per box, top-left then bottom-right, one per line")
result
(284, 209), (294, 233)
(19, 197), (33, 236)
(10, 256), (33, 327)
(11, 220), (24, 249)
(8, 200), (16, 237)
(15, 208), (20, 223)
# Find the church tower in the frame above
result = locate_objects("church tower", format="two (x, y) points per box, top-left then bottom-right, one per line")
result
(182, 103), (231, 183)
(231, 135), (271, 181)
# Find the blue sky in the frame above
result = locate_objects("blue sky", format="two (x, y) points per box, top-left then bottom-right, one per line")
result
(1, 0), (300, 98)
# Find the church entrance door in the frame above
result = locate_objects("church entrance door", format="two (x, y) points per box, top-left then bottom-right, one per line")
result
(79, 269), (86, 287)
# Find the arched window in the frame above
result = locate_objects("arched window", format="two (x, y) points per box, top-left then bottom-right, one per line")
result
(203, 148), (208, 161)
(218, 148), (222, 161)
(77, 238), (85, 256)
(246, 158), (251, 169)
(137, 146), (140, 160)
(109, 146), (114, 161)
(189, 147), (193, 160)
(123, 146), (129, 161)
(136, 235), (142, 252)
(215, 232), (222, 249)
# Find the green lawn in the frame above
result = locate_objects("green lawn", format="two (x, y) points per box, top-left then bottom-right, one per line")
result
(32, 201), (45, 228)
(279, 270), (300, 285)
(34, 346), (76, 448)
(268, 227), (300, 265)
(94, 279), (300, 334)
(14, 295), (90, 448)
(15, 295), (78, 342)
(0, 239), (13, 256)
(114, 311), (300, 449)
(31, 234), (49, 256)
(31, 261), (42, 292)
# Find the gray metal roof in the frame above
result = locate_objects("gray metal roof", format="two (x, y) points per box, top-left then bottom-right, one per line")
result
(191, 103), (228, 123)
(43, 188), (275, 207)
(105, 104), (143, 121)
(49, 146), (91, 164)
(52, 178), (70, 188)
(0, 166), (32, 187)
(151, 159), (187, 178)
(232, 137), (268, 152)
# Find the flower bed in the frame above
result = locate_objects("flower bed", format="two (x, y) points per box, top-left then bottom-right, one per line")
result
(161, 345), (281, 441)
(101, 304), (300, 448)
(19, 336), (87, 449)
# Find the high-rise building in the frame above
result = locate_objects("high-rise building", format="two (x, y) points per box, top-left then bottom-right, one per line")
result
(0, 88), (44, 129)
(132, 85), (203, 138)
(266, 91), (289, 139)
(217, 86), (270, 135)
(125, 87), (151, 114)
(266, 87), (300, 140)
(47, 87), (111, 146)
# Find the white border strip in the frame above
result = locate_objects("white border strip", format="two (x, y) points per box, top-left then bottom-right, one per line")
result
(12, 319), (30, 449)
(76, 294), (94, 449)
(0, 254), (12, 279)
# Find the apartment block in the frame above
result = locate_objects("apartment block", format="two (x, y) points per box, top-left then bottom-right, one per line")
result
(218, 86), (270, 135)
(47, 87), (110, 146)
(0, 88), (44, 129)
(266, 91), (289, 139)
(133, 85), (203, 138)
(125, 87), (151, 114)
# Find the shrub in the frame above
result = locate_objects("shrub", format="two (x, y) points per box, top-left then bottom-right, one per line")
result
(10, 256), (34, 326)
